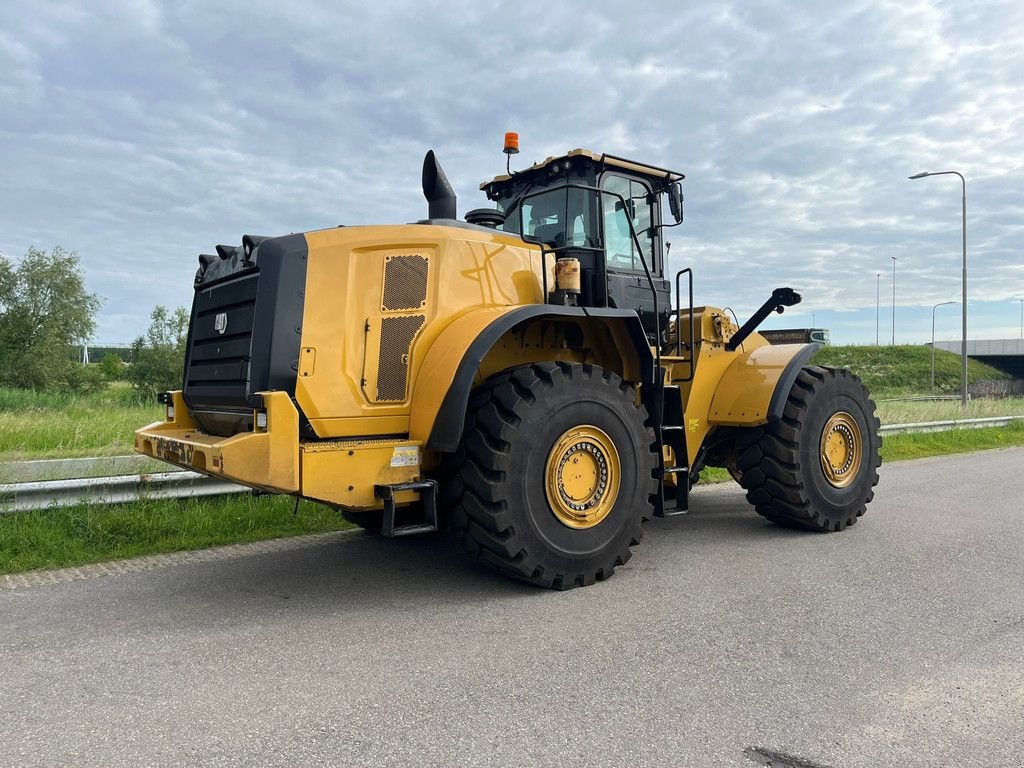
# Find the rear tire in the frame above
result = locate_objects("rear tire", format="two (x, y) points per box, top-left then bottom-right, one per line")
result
(735, 365), (881, 531)
(445, 362), (658, 590)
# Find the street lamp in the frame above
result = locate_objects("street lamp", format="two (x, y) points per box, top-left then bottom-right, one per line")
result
(890, 256), (897, 345)
(931, 301), (956, 391)
(1016, 298), (1023, 340)
(875, 273), (881, 346)
(909, 170), (968, 407)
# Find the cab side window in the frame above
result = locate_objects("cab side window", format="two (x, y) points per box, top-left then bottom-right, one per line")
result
(519, 188), (596, 248)
(600, 174), (654, 272)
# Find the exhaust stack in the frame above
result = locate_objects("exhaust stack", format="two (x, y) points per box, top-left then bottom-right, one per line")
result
(422, 150), (456, 220)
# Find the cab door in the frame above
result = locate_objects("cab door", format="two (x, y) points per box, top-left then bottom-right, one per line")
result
(600, 173), (670, 343)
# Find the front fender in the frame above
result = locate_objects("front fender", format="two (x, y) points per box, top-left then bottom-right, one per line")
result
(708, 342), (821, 426)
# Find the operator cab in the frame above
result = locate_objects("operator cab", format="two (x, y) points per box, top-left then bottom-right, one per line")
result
(480, 149), (684, 342)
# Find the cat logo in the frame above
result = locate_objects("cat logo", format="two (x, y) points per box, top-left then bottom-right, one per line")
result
(214, 312), (228, 334)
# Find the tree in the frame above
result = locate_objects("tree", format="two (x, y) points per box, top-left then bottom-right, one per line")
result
(99, 352), (126, 381)
(128, 305), (189, 398)
(0, 246), (102, 390)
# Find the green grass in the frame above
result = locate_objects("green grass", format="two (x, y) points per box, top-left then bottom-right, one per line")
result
(0, 494), (351, 575)
(876, 398), (1024, 425)
(812, 344), (1008, 399)
(880, 420), (1024, 461)
(0, 384), (161, 460)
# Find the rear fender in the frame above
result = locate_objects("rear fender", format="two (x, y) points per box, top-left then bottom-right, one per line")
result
(409, 306), (653, 452)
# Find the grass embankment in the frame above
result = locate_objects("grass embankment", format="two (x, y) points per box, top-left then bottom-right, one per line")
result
(881, 420), (1024, 461)
(0, 385), (161, 460)
(812, 345), (1008, 399)
(0, 495), (350, 575)
(876, 398), (1024, 424)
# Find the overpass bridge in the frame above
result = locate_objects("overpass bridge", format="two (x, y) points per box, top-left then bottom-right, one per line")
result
(933, 339), (1024, 378)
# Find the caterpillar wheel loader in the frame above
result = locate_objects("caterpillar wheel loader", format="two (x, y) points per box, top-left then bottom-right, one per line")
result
(136, 136), (881, 590)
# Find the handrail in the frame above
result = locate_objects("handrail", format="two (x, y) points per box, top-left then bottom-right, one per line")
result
(673, 268), (695, 382)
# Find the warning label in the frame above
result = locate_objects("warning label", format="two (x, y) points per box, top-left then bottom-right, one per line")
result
(390, 445), (419, 467)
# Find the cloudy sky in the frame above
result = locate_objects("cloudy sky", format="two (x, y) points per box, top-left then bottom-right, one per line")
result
(1, 0), (1022, 345)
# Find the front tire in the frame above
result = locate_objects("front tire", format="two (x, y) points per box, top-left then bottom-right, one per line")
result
(735, 365), (881, 531)
(446, 362), (658, 590)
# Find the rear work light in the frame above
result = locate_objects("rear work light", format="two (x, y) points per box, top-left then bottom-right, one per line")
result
(157, 392), (174, 421)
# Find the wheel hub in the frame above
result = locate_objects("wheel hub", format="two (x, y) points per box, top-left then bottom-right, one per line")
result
(819, 411), (862, 488)
(545, 425), (621, 529)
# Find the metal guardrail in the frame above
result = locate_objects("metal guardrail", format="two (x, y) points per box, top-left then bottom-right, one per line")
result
(1, 416), (1021, 513)
(879, 415), (1024, 435)
(1, 455), (163, 483)
(0, 472), (246, 514)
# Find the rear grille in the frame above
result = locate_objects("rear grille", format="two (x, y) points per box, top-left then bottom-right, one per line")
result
(382, 254), (429, 311)
(377, 315), (426, 401)
(184, 271), (258, 406)
(182, 234), (308, 436)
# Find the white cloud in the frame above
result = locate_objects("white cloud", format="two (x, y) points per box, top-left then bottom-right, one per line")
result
(0, 0), (1021, 343)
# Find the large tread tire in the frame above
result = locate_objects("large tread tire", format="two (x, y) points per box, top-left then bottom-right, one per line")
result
(444, 362), (658, 590)
(735, 365), (881, 531)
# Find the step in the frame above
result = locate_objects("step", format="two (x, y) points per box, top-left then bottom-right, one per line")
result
(374, 479), (438, 537)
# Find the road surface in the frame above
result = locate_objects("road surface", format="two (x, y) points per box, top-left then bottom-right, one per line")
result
(2, 449), (1022, 767)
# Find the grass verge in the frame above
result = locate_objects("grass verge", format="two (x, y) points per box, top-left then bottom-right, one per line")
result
(0, 384), (161, 460)
(880, 421), (1024, 461)
(0, 494), (351, 575)
(875, 398), (1024, 425)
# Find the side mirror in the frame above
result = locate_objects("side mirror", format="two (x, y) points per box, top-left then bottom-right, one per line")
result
(614, 198), (636, 220)
(668, 182), (684, 223)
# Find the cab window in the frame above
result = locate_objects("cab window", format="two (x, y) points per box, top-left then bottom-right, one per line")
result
(601, 174), (653, 272)
(516, 188), (594, 248)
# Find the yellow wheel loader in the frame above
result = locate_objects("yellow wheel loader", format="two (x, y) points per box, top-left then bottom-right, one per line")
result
(136, 141), (881, 590)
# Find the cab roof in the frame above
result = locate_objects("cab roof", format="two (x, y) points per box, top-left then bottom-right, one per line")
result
(481, 148), (685, 190)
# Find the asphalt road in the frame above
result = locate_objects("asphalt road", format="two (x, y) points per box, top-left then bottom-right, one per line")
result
(2, 449), (1023, 768)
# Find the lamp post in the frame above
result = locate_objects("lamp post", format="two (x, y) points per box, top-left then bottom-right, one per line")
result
(890, 256), (897, 345)
(875, 273), (881, 346)
(909, 170), (968, 407)
(931, 301), (956, 391)
(1016, 298), (1023, 340)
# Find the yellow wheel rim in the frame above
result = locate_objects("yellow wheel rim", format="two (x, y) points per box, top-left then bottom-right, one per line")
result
(545, 425), (621, 529)
(819, 412), (862, 488)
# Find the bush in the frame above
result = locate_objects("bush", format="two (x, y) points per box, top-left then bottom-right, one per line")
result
(68, 365), (109, 394)
(99, 353), (126, 381)
(128, 305), (189, 398)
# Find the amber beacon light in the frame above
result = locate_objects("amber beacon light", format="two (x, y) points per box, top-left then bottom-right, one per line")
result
(503, 132), (519, 155)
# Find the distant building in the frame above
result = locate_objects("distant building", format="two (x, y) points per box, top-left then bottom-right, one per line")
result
(74, 344), (135, 364)
(760, 328), (831, 345)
